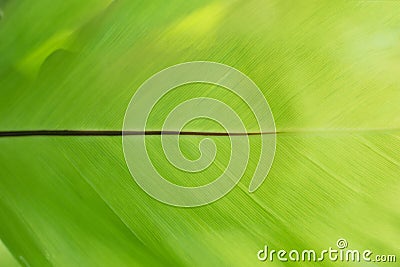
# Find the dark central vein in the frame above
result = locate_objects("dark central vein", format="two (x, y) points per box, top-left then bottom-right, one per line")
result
(1, 128), (398, 137)
(0, 130), (278, 137)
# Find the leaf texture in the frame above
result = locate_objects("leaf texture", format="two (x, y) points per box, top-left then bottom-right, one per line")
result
(0, 0), (399, 266)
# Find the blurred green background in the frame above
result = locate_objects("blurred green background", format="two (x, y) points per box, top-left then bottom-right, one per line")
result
(0, 0), (399, 266)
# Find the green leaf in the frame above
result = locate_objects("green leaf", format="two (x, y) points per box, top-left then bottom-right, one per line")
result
(0, 0), (399, 266)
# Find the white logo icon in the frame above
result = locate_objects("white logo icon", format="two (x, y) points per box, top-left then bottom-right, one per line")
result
(123, 61), (276, 207)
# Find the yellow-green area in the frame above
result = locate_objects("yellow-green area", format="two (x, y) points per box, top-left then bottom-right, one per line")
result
(0, 0), (399, 266)
(0, 240), (19, 267)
